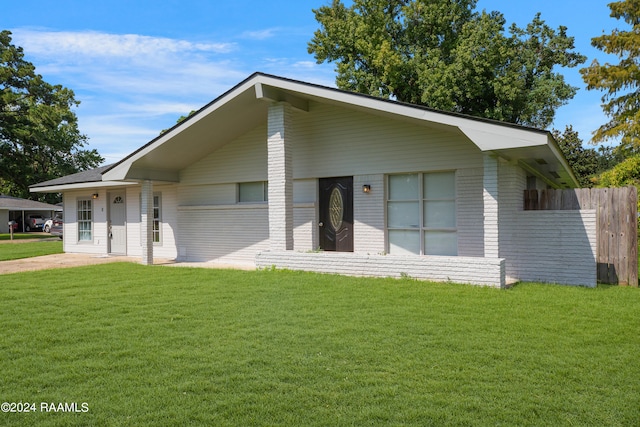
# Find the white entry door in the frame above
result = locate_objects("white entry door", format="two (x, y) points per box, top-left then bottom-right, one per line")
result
(109, 193), (127, 254)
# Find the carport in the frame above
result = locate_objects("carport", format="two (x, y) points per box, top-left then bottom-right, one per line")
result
(0, 195), (62, 233)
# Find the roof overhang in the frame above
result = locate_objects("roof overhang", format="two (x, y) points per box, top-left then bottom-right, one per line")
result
(30, 180), (138, 193)
(91, 73), (577, 188)
(0, 206), (62, 211)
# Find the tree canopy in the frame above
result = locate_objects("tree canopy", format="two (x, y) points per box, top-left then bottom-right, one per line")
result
(553, 126), (600, 187)
(0, 30), (103, 203)
(308, 0), (586, 129)
(580, 0), (640, 149)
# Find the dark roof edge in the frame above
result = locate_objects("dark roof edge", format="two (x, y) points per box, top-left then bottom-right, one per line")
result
(29, 164), (115, 188)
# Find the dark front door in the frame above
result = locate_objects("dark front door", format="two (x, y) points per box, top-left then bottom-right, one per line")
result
(319, 177), (353, 252)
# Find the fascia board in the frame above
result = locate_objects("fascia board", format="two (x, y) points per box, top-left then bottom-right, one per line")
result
(29, 181), (138, 193)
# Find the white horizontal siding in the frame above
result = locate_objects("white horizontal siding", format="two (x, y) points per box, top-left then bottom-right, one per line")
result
(62, 190), (108, 255)
(179, 101), (482, 186)
(125, 187), (140, 256)
(178, 183), (237, 206)
(293, 102), (482, 178)
(156, 186), (178, 259)
(293, 205), (316, 251)
(293, 179), (316, 203)
(180, 124), (267, 185)
(354, 174), (385, 253)
(177, 205), (270, 264)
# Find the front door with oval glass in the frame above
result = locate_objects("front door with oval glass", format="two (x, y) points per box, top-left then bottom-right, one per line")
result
(319, 177), (353, 252)
(108, 192), (126, 254)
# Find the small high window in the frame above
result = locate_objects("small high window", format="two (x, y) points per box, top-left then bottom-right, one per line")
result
(239, 181), (268, 203)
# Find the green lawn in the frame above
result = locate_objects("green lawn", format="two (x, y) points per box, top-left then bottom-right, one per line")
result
(0, 264), (639, 426)
(0, 240), (63, 261)
(0, 233), (53, 241)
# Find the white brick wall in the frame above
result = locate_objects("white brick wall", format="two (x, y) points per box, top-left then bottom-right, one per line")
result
(502, 210), (597, 287)
(256, 251), (506, 287)
(495, 162), (597, 287)
(483, 155), (499, 257)
(457, 168), (484, 257)
(267, 102), (293, 250)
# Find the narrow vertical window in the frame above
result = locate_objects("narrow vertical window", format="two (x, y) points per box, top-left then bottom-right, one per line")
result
(153, 194), (161, 244)
(77, 198), (93, 242)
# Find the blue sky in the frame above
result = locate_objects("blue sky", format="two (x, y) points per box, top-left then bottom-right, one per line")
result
(3, 0), (622, 164)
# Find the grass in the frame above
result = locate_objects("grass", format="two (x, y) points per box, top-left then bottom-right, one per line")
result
(0, 233), (53, 241)
(0, 240), (63, 261)
(0, 264), (638, 426)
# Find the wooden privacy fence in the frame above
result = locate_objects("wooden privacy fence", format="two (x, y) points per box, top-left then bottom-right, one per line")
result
(524, 187), (638, 286)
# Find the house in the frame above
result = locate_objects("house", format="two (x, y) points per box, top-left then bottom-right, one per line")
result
(30, 73), (596, 287)
(0, 194), (62, 233)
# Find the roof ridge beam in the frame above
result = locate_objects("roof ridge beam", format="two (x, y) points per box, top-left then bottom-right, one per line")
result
(255, 83), (308, 112)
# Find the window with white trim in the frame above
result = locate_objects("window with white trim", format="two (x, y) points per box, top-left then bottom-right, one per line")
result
(77, 198), (93, 242)
(387, 171), (457, 256)
(153, 194), (161, 243)
(238, 181), (268, 203)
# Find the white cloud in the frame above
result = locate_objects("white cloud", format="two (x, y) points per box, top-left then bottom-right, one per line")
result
(7, 28), (335, 164)
(241, 28), (279, 40)
(11, 29), (235, 59)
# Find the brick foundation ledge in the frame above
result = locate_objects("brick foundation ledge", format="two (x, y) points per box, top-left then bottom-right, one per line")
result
(256, 251), (506, 288)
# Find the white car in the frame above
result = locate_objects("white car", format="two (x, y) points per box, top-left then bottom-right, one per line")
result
(43, 213), (63, 233)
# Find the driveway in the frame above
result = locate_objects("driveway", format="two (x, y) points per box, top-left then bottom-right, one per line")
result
(0, 251), (254, 275)
(0, 253), (174, 275)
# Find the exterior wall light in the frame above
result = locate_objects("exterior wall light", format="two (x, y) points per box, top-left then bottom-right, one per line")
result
(92, 193), (99, 199)
(362, 184), (371, 193)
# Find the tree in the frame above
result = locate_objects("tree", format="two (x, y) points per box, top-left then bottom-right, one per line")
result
(308, 0), (586, 129)
(580, 0), (640, 148)
(160, 110), (196, 135)
(592, 152), (640, 218)
(594, 154), (640, 188)
(0, 30), (103, 203)
(552, 126), (600, 187)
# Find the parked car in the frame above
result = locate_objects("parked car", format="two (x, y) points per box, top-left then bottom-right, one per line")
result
(43, 213), (63, 233)
(24, 214), (45, 232)
(49, 216), (63, 239)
